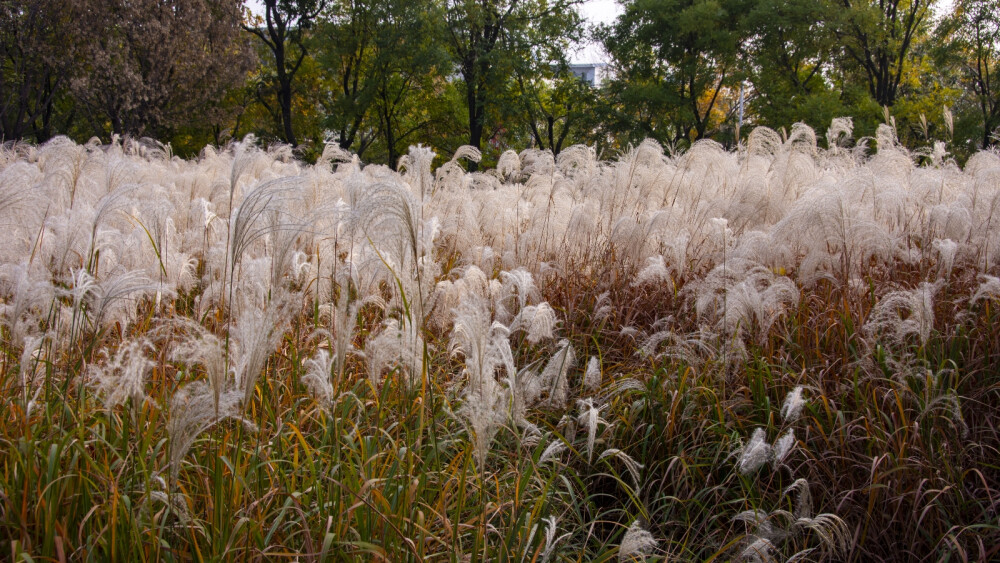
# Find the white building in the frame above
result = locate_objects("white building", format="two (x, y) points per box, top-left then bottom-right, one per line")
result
(567, 63), (609, 87)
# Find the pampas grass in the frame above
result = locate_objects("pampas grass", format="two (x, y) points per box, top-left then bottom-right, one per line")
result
(1, 124), (998, 561)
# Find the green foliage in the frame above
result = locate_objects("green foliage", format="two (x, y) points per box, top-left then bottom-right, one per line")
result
(6, 0), (1000, 165)
(743, 0), (850, 134)
(830, 0), (934, 108)
(243, 0), (329, 146)
(442, 0), (584, 166)
(515, 64), (601, 156)
(0, 0), (82, 142)
(598, 0), (752, 149)
(313, 0), (450, 167)
(935, 0), (1000, 150)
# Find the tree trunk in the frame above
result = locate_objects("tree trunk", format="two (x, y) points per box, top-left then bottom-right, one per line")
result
(274, 39), (297, 147)
(279, 78), (296, 146)
(467, 82), (483, 172)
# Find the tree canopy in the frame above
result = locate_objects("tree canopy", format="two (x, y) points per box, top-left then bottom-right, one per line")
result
(4, 0), (999, 161)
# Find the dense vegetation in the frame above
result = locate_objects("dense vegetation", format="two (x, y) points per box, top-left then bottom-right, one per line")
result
(3, 0), (1000, 164)
(0, 119), (998, 560)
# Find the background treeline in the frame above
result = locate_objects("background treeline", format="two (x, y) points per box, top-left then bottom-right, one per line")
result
(2, 0), (999, 164)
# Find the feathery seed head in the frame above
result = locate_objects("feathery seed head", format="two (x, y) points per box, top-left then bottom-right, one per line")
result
(89, 338), (154, 409)
(301, 349), (335, 407)
(576, 398), (608, 463)
(619, 520), (657, 562)
(780, 386), (806, 422)
(738, 427), (772, 475)
(772, 429), (796, 469)
(583, 356), (601, 391)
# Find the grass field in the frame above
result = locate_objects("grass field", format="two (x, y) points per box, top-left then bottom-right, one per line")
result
(1, 123), (998, 561)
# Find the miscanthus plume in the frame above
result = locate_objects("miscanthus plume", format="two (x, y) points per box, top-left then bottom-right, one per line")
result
(619, 520), (657, 562)
(89, 338), (154, 409)
(4, 118), (998, 558)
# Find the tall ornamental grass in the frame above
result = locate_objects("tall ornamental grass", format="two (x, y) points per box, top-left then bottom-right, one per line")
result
(1, 121), (998, 561)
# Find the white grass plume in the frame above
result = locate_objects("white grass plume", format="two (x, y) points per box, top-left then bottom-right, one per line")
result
(167, 381), (253, 482)
(450, 294), (513, 468)
(367, 317), (426, 389)
(169, 320), (228, 415)
(738, 427), (772, 475)
(864, 281), (941, 348)
(301, 348), (335, 407)
(226, 178), (300, 297)
(500, 268), (540, 312)
(583, 356), (601, 392)
(329, 278), (361, 382)
(618, 519), (657, 562)
(86, 270), (167, 330)
(826, 117), (854, 151)
(538, 438), (567, 465)
(89, 338), (154, 409)
(230, 301), (287, 405)
(780, 386), (806, 422)
(539, 516), (569, 562)
(693, 259), (799, 345)
(734, 479), (851, 560)
(0, 263), (54, 344)
(783, 479), (851, 553)
(576, 398), (609, 463)
(932, 238), (958, 279)
(639, 328), (716, 367)
(971, 275), (1000, 305)
(739, 536), (777, 562)
(397, 144), (436, 199)
(634, 255), (674, 289)
(599, 448), (644, 488)
(450, 293), (515, 391)
(509, 301), (558, 344)
(458, 375), (506, 471)
(496, 150), (521, 182)
(772, 429), (796, 469)
(540, 339), (576, 408)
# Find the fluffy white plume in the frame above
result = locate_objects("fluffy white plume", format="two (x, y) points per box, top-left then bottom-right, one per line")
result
(583, 356), (601, 391)
(772, 429), (796, 469)
(864, 281), (941, 347)
(167, 381), (254, 481)
(301, 349), (335, 407)
(738, 427), (772, 475)
(89, 338), (154, 409)
(540, 339), (576, 408)
(618, 520), (657, 562)
(576, 398), (608, 463)
(509, 302), (558, 344)
(780, 386), (806, 422)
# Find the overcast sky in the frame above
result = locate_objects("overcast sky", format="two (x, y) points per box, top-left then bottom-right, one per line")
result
(573, 0), (622, 63)
(579, 0), (621, 26)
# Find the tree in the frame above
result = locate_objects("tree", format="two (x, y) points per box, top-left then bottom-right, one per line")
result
(70, 0), (254, 139)
(832, 0), (933, 108)
(0, 0), (85, 142)
(443, 0), (583, 168)
(743, 0), (849, 134)
(314, 0), (446, 165)
(599, 0), (752, 148)
(515, 64), (597, 155)
(937, 0), (1000, 148)
(244, 0), (327, 146)
(313, 0), (380, 155)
